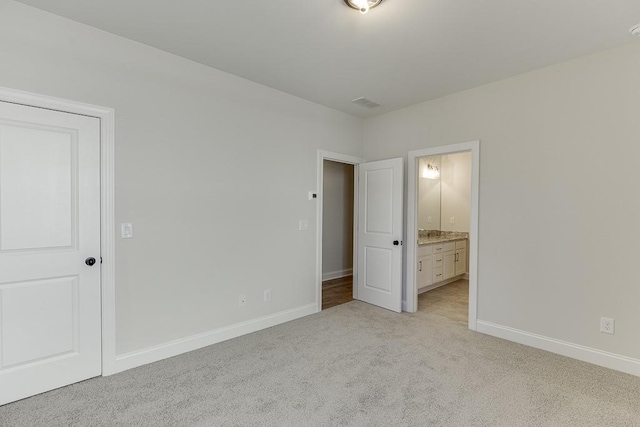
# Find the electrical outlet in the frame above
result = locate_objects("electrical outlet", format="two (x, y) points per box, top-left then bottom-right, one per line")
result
(449, 217), (455, 224)
(427, 216), (432, 223)
(299, 219), (309, 231)
(239, 294), (247, 307)
(264, 289), (271, 302)
(600, 317), (615, 334)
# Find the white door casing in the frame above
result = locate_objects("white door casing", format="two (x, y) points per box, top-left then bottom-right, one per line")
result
(356, 158), (403, 313)
(0, 101), (102, 405)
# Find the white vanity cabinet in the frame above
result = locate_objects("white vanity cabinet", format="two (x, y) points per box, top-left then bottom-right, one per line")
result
(417, 245), (433, 289)
(455, 240), (467, 276)
(417, 238), (467, 292)
(442, 242), (456, 280)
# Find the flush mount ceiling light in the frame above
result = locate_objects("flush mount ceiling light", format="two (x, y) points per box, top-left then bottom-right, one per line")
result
(631, 23), (640, 36)
(343, 0), (384, 14)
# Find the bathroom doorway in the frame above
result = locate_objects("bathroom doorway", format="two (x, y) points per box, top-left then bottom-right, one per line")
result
(406, 141), (480, 330)
(416, 152), (471, 324)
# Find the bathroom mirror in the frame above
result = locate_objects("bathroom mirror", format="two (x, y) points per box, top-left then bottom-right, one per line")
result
(418, 156), (441, 230)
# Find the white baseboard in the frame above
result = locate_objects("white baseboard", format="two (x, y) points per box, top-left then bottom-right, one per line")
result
(322, 268), (353, 281)
(476, 320), (640, 377)
(114, 303), (317, 374)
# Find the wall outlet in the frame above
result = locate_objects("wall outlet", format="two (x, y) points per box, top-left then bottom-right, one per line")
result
(299, 219), (309, 231)
(449, 217), (455, 224)
(239, 294), (247, 307)
(264, 289), (271, 302)
(427, 216), (432, 223)
(600, 317), (615, 334)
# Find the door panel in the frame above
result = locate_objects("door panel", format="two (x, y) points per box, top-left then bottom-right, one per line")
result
(357, 158), (403, 312)
(0, 124), (76, 251)
(0, 101), (101, 405)
(364, 247), (393, 292)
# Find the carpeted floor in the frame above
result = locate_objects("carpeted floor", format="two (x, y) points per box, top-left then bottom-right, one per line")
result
(2, 279), (640, 426)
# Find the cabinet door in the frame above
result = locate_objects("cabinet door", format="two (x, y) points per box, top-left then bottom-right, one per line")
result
(443, 251), (456, 280)
(455, 249), (467, 276)
(417, 255), (433, 289)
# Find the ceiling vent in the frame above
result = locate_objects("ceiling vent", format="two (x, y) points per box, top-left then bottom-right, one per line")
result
(351, 97), (381, 109)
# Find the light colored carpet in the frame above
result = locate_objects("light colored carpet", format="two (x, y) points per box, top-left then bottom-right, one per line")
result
(2, 280), (640, 426)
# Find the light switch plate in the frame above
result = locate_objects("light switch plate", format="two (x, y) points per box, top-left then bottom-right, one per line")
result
(121, 223), (133, 239)
(449, 217), (455, 224)
(299, 219), (309, 231)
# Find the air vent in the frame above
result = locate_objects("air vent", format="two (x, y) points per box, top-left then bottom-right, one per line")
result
(351, 97), (381, 109)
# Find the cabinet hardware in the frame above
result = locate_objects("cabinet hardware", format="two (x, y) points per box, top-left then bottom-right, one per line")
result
(419, 261), (422, 271)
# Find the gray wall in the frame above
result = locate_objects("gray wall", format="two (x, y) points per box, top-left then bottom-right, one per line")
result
(364, 41), (640, 360)
(322, 161), (354, 279)
(0, 1), (363, 355)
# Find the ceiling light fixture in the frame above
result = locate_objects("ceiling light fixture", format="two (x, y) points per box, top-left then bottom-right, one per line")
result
(343, 0), (384, 15)
(631, 23), (640, 36)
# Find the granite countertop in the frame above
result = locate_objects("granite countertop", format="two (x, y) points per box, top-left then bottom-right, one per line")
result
(417, 231), (468, 246)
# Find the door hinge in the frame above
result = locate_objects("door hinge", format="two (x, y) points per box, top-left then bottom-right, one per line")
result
(100, 256), (103, 264)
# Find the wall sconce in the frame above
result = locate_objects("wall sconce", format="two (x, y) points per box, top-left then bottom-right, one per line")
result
(422, 164), (440, 179)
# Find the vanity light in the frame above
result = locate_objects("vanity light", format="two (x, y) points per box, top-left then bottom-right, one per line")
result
(422, 164), (440, 180)
(343, 0), (384, 14)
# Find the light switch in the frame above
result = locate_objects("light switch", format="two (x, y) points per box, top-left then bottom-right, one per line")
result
(121, 223), (133, 239)
(299, 219), (309, 231)
(427, 216), (432, 223)
(449, 217), (455, 224)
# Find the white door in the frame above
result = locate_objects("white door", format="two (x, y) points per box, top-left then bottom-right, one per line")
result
(356, 158), (403, 312)
(0, 101), (101, 405)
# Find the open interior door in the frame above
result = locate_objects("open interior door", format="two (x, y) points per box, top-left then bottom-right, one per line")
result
(356, 158), (403, 312)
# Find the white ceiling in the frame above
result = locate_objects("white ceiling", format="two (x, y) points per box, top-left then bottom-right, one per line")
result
(16, 0), (640, 117)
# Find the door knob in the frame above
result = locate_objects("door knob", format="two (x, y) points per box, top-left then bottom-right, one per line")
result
(393, 240), (399, 246)
(85, 257), (96, 266)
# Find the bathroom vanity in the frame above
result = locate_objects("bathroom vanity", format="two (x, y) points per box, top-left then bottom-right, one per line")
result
(417, 235), (467, 293)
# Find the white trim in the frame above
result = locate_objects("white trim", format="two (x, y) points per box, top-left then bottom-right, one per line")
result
(406, 141), (480, 332)
(477, 320), (640, 377)
(0, 87), (117, 376)
(322, 268), (353, 282)
(316, 151), (363, 313)
(115, 303), (317, 373)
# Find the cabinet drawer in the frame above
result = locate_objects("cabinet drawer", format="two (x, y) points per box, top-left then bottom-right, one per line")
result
(433, 253), (443, 266)
(417, 245), (432, 256)
(444, 242), (455, 252)
(432, 244), (444, 253)
(455, 239), (467, 249)
(433, 267), (444, 282)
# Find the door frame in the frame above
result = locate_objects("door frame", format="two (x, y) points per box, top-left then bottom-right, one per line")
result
(0, 87), (117, 375)
(406, 141), (480, 330)
(316, 150), (363, 313)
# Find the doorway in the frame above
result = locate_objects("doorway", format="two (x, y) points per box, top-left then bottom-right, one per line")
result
(320, 159), (355, 309)
(406, 141), (480, 330)
(316, 151), (405, 313)
(416, 152), (472, 324)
